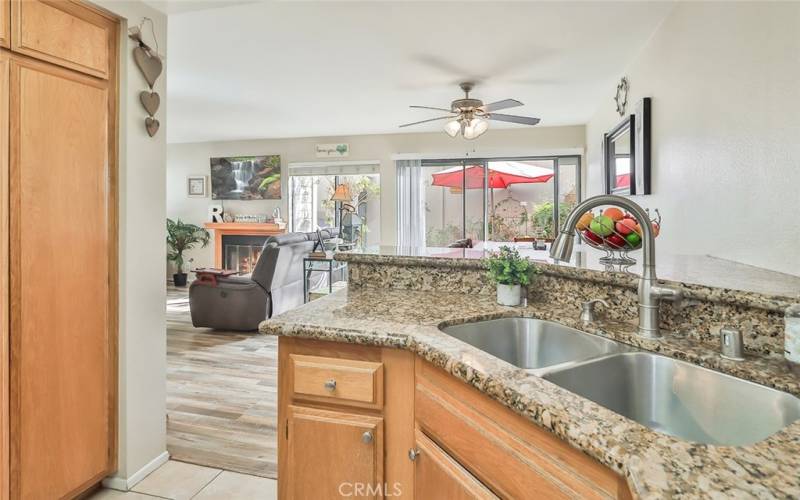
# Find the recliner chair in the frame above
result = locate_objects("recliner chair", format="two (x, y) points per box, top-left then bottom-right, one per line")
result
(188, 229), (338, 331)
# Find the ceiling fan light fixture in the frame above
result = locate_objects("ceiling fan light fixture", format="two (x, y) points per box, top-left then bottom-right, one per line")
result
(463, 117), (489, 140)
(443, 119), (461, 138)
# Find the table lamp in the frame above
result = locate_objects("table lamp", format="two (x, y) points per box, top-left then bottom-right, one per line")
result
(330, 184), (354, 243)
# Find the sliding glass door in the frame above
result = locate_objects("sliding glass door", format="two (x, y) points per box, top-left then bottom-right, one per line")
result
(419, 161), (487, 246)
(402, 156), (580, 247)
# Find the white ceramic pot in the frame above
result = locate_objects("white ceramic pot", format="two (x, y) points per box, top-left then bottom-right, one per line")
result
(496, 284), (522, 307)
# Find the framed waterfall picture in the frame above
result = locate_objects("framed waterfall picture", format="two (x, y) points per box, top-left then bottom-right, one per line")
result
(187, 175), (208, 197)
(209, 154), (282, 200)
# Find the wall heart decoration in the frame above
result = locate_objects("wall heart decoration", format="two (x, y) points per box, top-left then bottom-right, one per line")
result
(133, 46), (163, 89)
(145, 117), (160, 137)
(140, 91), (160, 116)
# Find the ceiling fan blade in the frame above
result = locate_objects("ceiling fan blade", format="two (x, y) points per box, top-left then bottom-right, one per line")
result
(399, 115), (455, 128)
(488, 113), (541, 126)
(410, 105), (456, 113)
(481, 99), (523, 112)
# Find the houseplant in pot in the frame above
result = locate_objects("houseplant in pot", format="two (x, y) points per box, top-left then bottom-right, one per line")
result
(486, 245), (538, 306)
(167, 218), (210, 287)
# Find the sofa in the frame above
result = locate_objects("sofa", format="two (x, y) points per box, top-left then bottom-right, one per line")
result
(188, 228), (338, 331)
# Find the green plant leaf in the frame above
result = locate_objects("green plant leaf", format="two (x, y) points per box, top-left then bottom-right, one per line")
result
(166, 218), (210, 273)
(485, 245), (538, 286)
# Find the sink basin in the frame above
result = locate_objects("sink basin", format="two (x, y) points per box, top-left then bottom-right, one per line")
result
(439, 318), (623, 371)
(544, 352), (800, 446)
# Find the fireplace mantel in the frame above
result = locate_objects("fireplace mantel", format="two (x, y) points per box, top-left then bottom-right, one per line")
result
(204, 222), (286, 268)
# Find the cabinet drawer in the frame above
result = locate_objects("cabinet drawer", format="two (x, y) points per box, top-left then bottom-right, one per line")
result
(11, 0), (113, 79)
(290, 354), (383, 407)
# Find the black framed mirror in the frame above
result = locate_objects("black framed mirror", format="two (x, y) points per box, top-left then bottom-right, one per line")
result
(603, 97), (651, 195)
(603, 115), (634, 194)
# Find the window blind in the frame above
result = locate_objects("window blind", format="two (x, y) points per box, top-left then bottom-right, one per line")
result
(288, 160), (380, 176)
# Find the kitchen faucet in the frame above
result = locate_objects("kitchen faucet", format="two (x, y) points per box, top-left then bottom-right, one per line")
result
(550, 195), (682, 339)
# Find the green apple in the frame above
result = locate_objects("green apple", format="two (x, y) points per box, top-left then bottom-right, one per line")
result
(625, 232), (642, 247)
(589, 215), (614, 237)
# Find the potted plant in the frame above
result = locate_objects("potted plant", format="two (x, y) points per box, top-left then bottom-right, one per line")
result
(167, 218), (210, 287)
(486, 245), (538, 306)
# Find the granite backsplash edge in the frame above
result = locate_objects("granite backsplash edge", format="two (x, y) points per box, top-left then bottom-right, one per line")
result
(340, 254), (794, 356)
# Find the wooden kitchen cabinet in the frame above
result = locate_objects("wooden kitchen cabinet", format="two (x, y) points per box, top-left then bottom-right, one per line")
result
(0, 0), (9, 48)
(416, 359), (632, 499)
(9, 55), (113, 499)
(413, 429), (497, 500)
(0, 50), (8, 500)
(278, 338), (415, 499)
(286, 405), (384, 499)
(277, 338), (632, 499)
(10, 0), (114, 78)
(0, 2), (119, 498)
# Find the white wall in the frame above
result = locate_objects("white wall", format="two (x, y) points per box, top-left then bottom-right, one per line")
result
(585, 2), (800, 276)
(93, 0), (168, 487)
(168, 126), (585, 271)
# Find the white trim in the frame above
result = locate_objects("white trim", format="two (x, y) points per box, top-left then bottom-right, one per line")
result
(391, 148), (584, 161)
(288, 159), (381, 176)
(102, 451), (170, 491)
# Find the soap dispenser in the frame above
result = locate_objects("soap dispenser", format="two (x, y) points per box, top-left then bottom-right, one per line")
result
(786, 304), (800, 372)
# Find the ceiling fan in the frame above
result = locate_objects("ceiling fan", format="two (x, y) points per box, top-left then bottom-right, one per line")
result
(399, 82), (541, 140)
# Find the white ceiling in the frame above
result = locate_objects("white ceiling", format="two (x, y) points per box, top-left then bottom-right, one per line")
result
(166, 1), (674, 144)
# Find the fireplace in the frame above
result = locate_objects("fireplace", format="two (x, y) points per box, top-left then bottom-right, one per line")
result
(222, 235), (268, 274)
(204, 222), (286, 269)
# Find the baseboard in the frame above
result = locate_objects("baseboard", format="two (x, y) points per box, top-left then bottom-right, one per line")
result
(102, 451), (170, 491)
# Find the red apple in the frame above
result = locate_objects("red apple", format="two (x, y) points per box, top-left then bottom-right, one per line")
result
(634, 221), (661, 237)
(606, 234), (626, 249)
(583, 229), (603, 245)
(616, 218), (637, 235)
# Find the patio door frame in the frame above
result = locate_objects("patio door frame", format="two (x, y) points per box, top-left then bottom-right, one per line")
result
(420, 155), (582, 243)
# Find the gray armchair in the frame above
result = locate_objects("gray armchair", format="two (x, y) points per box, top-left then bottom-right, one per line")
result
(188, 229), (338, 331)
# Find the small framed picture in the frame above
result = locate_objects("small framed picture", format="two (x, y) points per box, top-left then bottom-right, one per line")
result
(187, 175), (207, 197)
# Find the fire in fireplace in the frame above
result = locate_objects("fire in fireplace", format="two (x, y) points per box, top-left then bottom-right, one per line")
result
(222, 235), (269, 274)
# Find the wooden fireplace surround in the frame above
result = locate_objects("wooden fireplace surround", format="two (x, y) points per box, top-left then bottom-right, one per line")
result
(204, 222), (286, 268)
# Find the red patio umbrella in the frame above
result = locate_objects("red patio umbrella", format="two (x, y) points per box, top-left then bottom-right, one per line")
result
(431, 162), (555, 189)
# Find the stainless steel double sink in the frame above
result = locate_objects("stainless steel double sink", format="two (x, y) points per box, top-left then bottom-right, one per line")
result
(440, 318), (800, 446)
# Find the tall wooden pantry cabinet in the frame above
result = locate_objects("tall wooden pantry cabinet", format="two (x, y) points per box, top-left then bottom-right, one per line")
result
(0, 1), (119, 498)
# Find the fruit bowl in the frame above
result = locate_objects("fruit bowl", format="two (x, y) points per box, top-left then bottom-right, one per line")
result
(574, 207), (661, 265)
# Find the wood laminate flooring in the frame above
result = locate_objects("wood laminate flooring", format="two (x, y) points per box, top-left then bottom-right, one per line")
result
(167, 286), (278, 478)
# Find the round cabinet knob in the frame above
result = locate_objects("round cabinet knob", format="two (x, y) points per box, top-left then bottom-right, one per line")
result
(324, 379), (336, 391)
(361, 431), (374, 444)
(408, 448), (421, 461)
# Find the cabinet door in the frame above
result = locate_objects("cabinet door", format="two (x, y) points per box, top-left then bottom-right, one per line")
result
(286, 405), (383, 500)
(9, 57), (111, 499)
(414, 430), (497, 500)
(10, 0), (113, 78)
(0, 0), (9, 48)
(0, 51), (8, 500)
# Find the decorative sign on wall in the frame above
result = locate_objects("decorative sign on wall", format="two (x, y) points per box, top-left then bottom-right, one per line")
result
(187, 175), (208, 197)
(315, 143), (350, 158)
(129, 18), (163, 137)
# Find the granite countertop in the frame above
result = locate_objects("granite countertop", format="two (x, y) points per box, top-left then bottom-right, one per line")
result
(342, 245), (800, 301)
(261, 287), (800, 499)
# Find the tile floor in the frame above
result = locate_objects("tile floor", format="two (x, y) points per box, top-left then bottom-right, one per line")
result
(90, 460), (278, 500)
